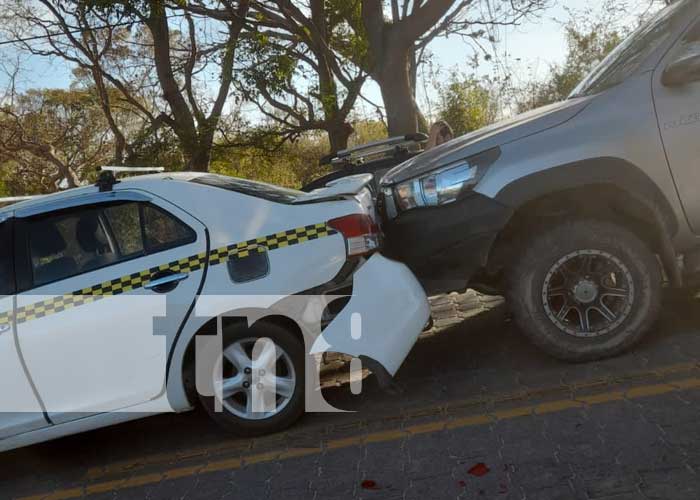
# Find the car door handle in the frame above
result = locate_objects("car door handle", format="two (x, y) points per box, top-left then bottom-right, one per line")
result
(144, 273), (189, 292)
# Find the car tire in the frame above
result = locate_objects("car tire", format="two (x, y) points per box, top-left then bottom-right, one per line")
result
(507, 218), (661, 362)
(198, 320), (305, 436)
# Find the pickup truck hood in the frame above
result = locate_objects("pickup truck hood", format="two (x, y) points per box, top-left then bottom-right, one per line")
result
(381, 95), (594, 185)
(292, 173), (373, 203)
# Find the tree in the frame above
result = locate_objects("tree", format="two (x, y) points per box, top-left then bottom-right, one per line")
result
(1, 0), (250, 172)
(189, 0), (367, 153)
(436, 71), (496, 135)
(516, 19), (622, 111)
(0, 89), (113, 192)
(352, 0), (546, 136)
(513, 0), (672, 112)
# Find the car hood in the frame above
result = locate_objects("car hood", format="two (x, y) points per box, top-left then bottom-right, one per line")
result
(381, 95), (595, 185)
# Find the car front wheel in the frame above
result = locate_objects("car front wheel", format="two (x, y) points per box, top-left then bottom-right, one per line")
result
(507, 219), (662, 362)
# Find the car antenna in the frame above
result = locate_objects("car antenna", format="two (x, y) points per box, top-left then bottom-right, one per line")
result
(95, 166), (166, 192)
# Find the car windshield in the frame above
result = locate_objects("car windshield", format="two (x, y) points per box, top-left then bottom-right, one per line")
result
(190, 174), (303, 204)
(570, 0), (693, 98)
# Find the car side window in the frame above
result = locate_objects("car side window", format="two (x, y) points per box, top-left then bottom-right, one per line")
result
(0, 222), (14, 296)
(26, 202), (196, 288)
(103, 202), (196, 256)
(103, 203), (145, 257)
(28, 207), (114, 287)
(142, 204), (196, 252)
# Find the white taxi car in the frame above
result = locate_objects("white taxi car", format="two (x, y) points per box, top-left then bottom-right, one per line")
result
(0, 171), (429, 452)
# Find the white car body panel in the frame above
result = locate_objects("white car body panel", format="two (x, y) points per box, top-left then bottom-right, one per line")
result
(311, 254), (430, 376)
(292, 174), (374, 203)
(0, 396), (175, 452)
(0, 173), (430, 452)
(15, 192), (208, 424)
(0, 295), (48, 439)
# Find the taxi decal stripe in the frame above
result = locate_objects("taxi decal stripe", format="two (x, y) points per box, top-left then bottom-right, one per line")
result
(0, 222), (338, 326)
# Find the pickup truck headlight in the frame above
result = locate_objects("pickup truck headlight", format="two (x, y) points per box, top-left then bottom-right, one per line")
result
(394, 161), (481, 211)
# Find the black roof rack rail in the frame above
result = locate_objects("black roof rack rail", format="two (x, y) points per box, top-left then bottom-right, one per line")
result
(320, 133), (428, 167)
(95, 166), (166, 192)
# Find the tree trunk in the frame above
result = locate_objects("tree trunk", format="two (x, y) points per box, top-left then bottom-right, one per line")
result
(327, 122), (354, 152)
(185, 144), (212, 172)
(376, 47), (421, 136)
(360, 0), (457, 136)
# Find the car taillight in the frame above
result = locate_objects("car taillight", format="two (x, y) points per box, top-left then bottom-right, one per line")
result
(328, 214), (381, 257)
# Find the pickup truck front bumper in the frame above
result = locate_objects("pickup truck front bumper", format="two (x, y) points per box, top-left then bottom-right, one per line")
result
(381, 193), (513, 295)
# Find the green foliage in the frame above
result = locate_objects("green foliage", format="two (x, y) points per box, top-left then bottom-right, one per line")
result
(516, 13), (623, 112)
(348, 120), (387, 148)
(237, 33), (298, 99)
(127, 127), (185, 171)
(436, 72), (498, 136)
(0, 88), (114, 193)
(209, 120), (388, 189)
(327, 0), (369, 70)
(0, 176), (8, 197)
(211, 134), (328, 189)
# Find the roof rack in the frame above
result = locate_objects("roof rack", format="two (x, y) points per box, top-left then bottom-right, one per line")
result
(96, 166), (166, 192)
(1, 166), (168, 204)
(101, 166), (165, 173)
(0, 195), (43, 206)
(320, 133), (428, 167)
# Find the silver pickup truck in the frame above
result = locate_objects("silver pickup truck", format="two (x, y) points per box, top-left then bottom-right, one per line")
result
(380, 0), (700, 362)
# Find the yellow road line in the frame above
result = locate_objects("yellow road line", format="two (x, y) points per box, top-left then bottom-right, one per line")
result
(82, 361), (700, 482)
(74, 363), (700, 482)
(17, 375), (700, 500)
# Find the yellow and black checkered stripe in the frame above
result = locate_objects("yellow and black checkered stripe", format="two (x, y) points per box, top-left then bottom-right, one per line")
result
(0, 222), (338, 326)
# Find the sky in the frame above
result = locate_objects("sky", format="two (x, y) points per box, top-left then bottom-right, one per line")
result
(0, 0), (656, 120)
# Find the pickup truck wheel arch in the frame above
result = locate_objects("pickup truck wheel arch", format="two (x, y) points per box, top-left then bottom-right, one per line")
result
(488, 157), (681, 287)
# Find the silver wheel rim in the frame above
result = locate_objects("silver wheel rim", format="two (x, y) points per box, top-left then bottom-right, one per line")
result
(542, 249), (635, 338)
(214, 337), (296, 421)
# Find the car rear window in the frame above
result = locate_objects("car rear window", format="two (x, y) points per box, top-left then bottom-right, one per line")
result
(190, 174), (303, 204)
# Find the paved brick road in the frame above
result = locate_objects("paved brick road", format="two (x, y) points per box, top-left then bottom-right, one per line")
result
(3, 291), (700, 500)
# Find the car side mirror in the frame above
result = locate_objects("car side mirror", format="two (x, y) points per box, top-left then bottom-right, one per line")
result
(662, 42), (700, 87)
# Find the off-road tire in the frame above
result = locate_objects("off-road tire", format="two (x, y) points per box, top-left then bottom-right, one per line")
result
(507, 219), (661, 362)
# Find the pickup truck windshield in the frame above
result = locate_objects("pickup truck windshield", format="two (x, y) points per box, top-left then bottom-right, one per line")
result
(190, 174), (303, 204)
(570, 0), (692, 98)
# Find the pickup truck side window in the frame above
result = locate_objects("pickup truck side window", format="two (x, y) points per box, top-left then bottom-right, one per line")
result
(570, 0), (691, 97)
(0, 222), (14, 296)
(26, 202), (196, 288)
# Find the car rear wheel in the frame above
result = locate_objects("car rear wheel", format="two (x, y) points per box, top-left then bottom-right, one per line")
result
(507, 219), (661, 362)
(198, 321), (305, 436)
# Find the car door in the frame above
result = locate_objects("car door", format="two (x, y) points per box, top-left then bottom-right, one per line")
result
(652, 15), (700, 233)
(0, 217), (49, 439)
(14, 192), (207, 424)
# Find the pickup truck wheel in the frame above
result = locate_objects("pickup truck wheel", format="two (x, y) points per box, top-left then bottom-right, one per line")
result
(507, 219), (661, 362)
(198, 321), (305, 436)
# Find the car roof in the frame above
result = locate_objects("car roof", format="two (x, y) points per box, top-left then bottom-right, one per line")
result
(0, 172), (208, 218)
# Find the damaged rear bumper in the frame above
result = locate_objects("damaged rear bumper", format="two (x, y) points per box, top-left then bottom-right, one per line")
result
(310, 253), (430, 377)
